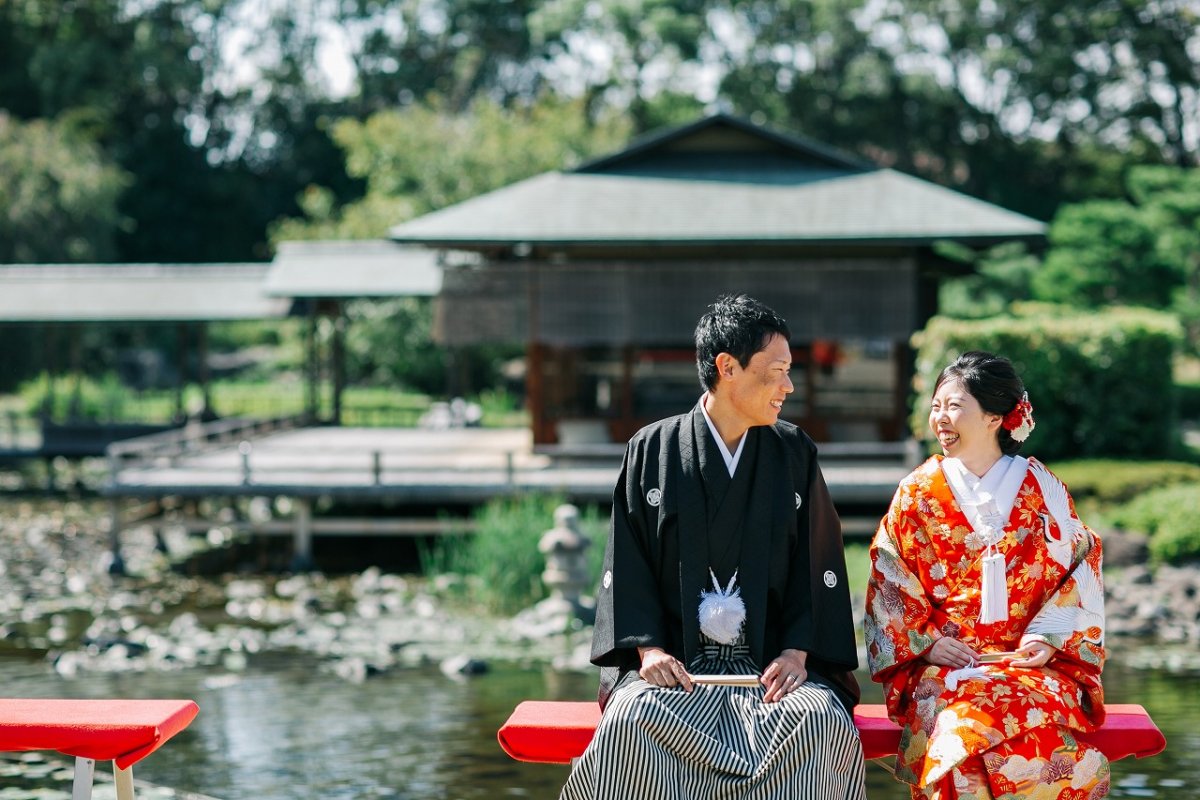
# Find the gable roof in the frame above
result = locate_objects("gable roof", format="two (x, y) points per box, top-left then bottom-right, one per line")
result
(574, 112), (873, 177)
(389, 113), (1044, 248)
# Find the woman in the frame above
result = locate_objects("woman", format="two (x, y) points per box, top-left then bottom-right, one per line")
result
(865, 351), (1107, 799)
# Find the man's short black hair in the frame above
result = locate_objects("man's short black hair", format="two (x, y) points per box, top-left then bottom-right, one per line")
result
(694, 294), (791, 391)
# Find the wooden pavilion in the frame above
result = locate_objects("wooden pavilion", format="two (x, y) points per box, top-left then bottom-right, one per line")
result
(390, 113), (1045, 446)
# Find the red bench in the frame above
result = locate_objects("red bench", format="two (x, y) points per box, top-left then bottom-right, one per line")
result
(0, 698), (199, 800)
(498, 700), (1166, 765)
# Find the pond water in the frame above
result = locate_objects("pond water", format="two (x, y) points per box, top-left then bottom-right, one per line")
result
(1, 642), (1194, 800)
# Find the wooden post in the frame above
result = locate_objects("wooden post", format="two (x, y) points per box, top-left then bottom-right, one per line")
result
(239, 440), (252, 485)
(372, 450), (382, 485)
(291, 497), (314, 572)
(113, 763), (134, 800)
(71, 756), (95, 800)
(107, 499), (126, 576)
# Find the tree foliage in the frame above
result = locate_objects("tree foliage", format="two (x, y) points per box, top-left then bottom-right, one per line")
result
(940, 165), (1200, 356)
(2, 0), (1197, 263)
(0, 114), (128, 263)
(272, 94), (632, 239)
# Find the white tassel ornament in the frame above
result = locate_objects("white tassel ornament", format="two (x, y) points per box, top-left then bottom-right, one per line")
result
(699, 569), (746, 645)
(979, 545), (1008, 624)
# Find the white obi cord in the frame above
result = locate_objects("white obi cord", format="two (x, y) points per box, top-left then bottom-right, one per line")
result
(942, 456), (1028, 624)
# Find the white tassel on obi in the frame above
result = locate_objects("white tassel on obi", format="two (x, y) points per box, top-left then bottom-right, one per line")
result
(698, 569), (745, 645)
(979, 545), (1009, 624)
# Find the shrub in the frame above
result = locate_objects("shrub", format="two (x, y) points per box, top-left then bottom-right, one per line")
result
(20, 372), (130, 421)
(1105, 483), (1200, 563)
(1052, 460), (1200, 504)
(912, 304), (1183, 461)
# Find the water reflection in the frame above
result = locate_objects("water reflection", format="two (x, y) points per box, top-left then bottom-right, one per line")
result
(0, 644), (1194, 800)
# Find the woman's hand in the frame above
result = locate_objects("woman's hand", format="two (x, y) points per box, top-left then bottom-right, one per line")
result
(638, 647), (693, 692)
(1009, 639), (1056, 668)
(925, 637), (980, 669)
(761, 648), (808, 704)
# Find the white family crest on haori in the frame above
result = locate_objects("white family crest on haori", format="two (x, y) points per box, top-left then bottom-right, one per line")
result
(699, 569), (746, 644)
(646, 488), (662, 507)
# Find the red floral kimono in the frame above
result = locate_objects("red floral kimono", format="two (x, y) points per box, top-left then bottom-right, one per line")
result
(866, 455), (1107, 800)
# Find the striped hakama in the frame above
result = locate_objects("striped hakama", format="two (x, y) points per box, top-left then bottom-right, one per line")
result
(560, 644), (865, 800)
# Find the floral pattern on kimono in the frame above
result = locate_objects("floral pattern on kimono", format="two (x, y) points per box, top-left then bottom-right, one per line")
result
(865, 456), (1107, 798)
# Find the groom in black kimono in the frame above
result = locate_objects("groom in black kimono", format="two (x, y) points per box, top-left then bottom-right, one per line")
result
(561, 294), (864, 800)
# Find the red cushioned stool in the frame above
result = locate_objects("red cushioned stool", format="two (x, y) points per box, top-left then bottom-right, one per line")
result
(498, 701), (1166, 765)
(0, 698), (199, 800)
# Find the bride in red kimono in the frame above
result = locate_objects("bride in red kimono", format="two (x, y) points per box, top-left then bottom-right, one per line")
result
(865, 351), (1108, 800)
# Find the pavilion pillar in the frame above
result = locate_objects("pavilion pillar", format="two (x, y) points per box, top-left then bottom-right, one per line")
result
(305, 304), (319, 423)
(331, 305), (345, 426)
(174, 323), (188, 423)
(67, 325), (83, 421)
(528, 342), (548, 443)
(197, 323), (214, 420)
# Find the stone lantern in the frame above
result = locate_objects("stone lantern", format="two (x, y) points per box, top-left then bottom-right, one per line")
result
(538, 504), (591, 617)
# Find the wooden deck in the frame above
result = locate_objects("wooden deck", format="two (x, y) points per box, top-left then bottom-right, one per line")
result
(105, 426), (909, 506)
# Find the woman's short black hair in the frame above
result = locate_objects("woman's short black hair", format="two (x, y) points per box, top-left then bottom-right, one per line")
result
(934, 350), (1027, 455)
(694, 294), (791, 391)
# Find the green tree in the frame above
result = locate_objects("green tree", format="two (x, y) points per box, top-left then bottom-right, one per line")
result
(0, 113), (128, 263)
(1128, 166), (1200, 351)
(936, 242), (1042, 319)
(0, 0), (359, 263)
(1035, 200), (1177, 307)
(710, 0), (1195, 221)
(272, 94), (632, 239)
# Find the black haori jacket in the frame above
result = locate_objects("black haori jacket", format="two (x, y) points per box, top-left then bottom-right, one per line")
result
(591, 404), (861, 711)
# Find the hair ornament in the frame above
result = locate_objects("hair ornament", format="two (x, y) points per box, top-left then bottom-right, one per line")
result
(1001, 392), (1035, 442)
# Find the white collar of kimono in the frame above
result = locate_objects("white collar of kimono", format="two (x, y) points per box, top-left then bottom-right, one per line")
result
(699, 393), (746, 477)
(942, 455), (1028, 545)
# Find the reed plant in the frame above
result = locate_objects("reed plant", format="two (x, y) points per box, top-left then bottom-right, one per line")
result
(421, 494), (607, 616)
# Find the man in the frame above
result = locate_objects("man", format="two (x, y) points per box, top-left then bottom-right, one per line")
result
(560, 294), (865, 800)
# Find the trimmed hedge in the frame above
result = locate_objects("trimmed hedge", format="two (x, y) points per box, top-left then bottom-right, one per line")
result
(1052, 460), (1200, 504)
(912, 304), (1183, 461)
(1105, 483), (1200, 563)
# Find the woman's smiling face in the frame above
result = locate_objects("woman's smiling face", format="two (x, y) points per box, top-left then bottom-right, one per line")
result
(928, 378), (1002, 458)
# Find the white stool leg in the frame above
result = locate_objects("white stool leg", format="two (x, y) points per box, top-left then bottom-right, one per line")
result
(71, 757), (95, 800)
(114, 763), (135, 800)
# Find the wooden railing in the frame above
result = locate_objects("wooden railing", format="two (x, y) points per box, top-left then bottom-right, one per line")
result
(106, 413), (311, 468)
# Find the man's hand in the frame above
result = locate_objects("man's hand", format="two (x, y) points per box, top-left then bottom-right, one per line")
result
(760, 648), (807, 703)
(638, 647), (693, 692)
